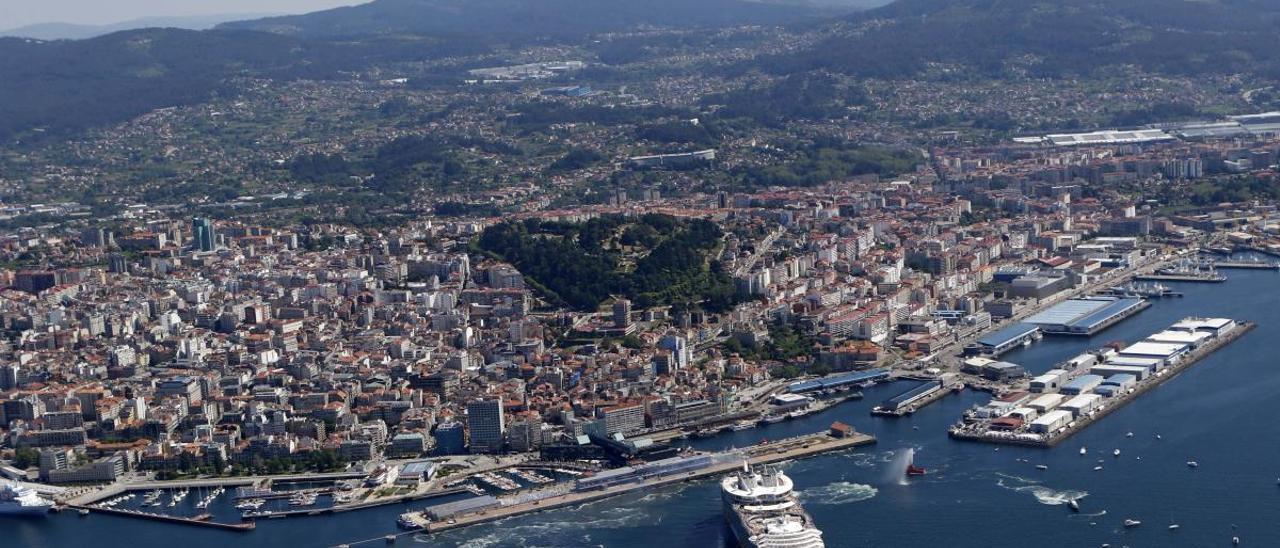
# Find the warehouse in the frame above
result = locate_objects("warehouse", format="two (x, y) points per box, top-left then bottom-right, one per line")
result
(971, 323), (1041, 357)
(1145, 329), (1212, 349)
(1102, 356), (1162, 373)
(1060, 374), (1105, 395)
(1091, 364), (1151, 381)
(1169, 317), (1236, 337)
(1009, 407), (1039, 422)
(1022, 297), (1146, 335)
(787, 368), (890, 393)
(1102, 373), (1137, 390)
(1059, 394), (1103, 418)
(1029, 369), (1069, 393)
(1117, 341), (1189, 367)
(1030, 409), (1073, 433)
(1027, 393), (1066, 413)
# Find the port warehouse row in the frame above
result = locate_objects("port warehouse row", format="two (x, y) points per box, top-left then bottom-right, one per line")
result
(969, 297), (1149, 357)
(956, 317), (1243, 444)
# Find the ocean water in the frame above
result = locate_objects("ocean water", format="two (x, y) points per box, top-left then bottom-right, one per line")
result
(10, 267), (1280, 547)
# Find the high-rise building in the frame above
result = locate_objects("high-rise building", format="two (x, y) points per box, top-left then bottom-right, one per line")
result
(659, 333), (690, 371)
(466, 399), (505, 454)
(612, 298), (632, 328)
(192, 217), (216, 252)
(108, 254), (128, 274)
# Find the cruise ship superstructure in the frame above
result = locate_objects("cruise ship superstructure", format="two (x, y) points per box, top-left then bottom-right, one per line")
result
(721, 463), (824, 548)
(0, 482), (54, 516)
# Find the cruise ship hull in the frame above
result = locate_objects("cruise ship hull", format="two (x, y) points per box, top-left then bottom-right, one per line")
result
(0, 503), (53, 516)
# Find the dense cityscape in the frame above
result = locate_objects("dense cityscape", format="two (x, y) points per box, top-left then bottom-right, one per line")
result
(3, 0), (1280, 547)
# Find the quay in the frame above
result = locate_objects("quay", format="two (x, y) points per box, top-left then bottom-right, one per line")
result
(1208, 261), (1280, 270)
(950, 319), (1254, 448)
(70, 504), (255, 532)
(414, 430), (874, 536)
(1133, 273), (1227, 283)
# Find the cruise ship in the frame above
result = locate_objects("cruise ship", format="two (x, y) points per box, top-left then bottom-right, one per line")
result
(0, 482), (54, 516)
(721, 464), (824, 548)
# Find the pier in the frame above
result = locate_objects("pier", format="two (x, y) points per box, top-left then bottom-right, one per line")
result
(409, 430), (874, 537)
(1133, 273), (1227, 283)
(70, 504), (256, 532)
(950, 320), (1254, 448)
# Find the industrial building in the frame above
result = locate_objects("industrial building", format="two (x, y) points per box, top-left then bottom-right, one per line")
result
(1022, 297), (1147, 335)
(970, 323), (1041, 357)
(1059, 394), (1102, 418)
(878, 381), (943, 413)
(1060, 374), (1104, 395)
(1029, 409), (1073, 433)
(786, 368), (890, 393)
(1029, 368), (1069, 393)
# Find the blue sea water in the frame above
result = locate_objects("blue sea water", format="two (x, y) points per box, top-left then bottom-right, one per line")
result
(10, 268), (1280, 547)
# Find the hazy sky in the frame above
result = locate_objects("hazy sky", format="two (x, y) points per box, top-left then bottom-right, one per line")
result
(1, 1), (366, 29)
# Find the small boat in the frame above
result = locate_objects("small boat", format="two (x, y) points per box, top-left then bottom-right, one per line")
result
(1113, 449), (1121, 457)
(1068, 499), (1080, 512)
(1187, 461), (1199, 468)
(1035, 465), (1049, 471)
(1124, 519), (1142, 528)
(1080, 447), (1087, 456)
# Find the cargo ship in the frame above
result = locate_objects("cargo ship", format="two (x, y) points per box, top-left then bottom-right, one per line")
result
(721, 463), (824, 548)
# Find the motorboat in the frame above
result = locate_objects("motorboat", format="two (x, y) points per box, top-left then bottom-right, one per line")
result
(1113, 449), (1121, 457)
(1035, 465), (1048, 471)
(1187, 461), (1199, 468)
(1080, 447), (1087, 456)
(1068, 499), (1080, 512)
(1124, 519), (1142, 528)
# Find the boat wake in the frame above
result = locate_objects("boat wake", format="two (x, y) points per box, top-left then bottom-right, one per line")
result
(798, 482), (879, 505)
(995, 474), (1088, 506)
(415, 504), (651, 547)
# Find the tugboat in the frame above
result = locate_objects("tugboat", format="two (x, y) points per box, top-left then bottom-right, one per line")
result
(905, 457), (927, 477)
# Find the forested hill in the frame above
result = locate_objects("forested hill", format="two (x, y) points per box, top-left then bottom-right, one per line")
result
(0, 29), (484, 142)
(219, 0), (820, 38)
(758, 0), (1280, 78)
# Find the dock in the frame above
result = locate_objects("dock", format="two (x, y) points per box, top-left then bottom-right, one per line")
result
(1208, 261), (1280, 270)
(950, 320), (1254, 447)
(414, 430), (874, 536)
(70, 504), (256, 531)
(1133, 273), (1227, 283)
